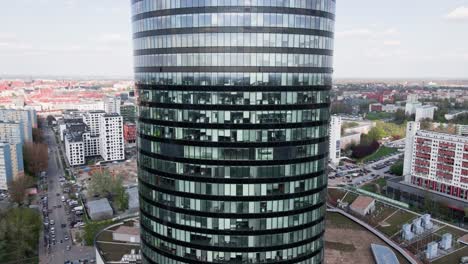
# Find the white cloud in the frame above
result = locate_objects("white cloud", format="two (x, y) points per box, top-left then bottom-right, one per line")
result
(445, 6), (468, 21)
(337, 27), (399, 38)
(383, 40), (401, 46)
(336, 28), (372, 38)
(98, 33), (126, 43)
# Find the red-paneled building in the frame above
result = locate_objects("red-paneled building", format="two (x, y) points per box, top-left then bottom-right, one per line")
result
(123, 123), (136, 143)
(404, 123), (468, 200)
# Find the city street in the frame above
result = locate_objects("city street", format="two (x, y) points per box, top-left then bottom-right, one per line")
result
(39, 126), (95, 264)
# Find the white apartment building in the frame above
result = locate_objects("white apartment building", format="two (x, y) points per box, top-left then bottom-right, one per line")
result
(415, 105), (437, 122)
(83, 132), (101, 157)
(104, 96), (121, 114)
(99, 114), (125, 162)
(403, 121), (468, 200)
(329, 116), (342, 164)
(83, 111), (106, 136)
(65, 133), (85, 166)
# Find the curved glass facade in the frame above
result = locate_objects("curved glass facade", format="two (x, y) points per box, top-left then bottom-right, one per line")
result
(132, 1), (335, 263)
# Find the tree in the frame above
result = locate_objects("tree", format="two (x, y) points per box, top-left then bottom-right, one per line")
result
(32, 128), (44, 143)
(0, 208), (41, 263)
(8, 175), (34, 205)
(46, 115), (56, 126)
(390, 161), (404, 176)
(393, 109), (408, 124)
(368, 126), (386, 141)
(23, 142), (48, 177)
(89, 169), (127, 211)
(114, 185), (129, 211)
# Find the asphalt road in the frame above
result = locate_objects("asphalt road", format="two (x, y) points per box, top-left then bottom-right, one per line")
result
(39, 126), (95, 264)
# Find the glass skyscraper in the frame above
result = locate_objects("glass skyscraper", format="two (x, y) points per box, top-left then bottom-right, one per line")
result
(132, 1), (335, 263)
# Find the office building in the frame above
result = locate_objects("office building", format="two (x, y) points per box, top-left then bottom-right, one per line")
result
(132, 1), (336, 263)
(403, 122), (468, 200)
(121, 103), (137, 123)
(329, 116), (341, 164)
(99, 114), (124, 162)
(104, 96), (122, 114)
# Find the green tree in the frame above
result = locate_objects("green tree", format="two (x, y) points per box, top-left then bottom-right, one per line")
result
(390, 161), (404, 176)
(89, 169), (128, 211)
(367, 126), (386, 141)
(114, 185), (129, 211)
(393, 109), (408, 124)
(0, 208), (41, 263)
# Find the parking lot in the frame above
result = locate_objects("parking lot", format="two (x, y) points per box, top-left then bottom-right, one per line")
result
(328, 152), (404, 187)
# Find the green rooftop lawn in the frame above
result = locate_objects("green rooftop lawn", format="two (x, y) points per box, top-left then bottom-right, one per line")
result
(377, 210), (417, 237)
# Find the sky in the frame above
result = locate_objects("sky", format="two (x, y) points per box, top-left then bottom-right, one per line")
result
(0, 0), (468, 79)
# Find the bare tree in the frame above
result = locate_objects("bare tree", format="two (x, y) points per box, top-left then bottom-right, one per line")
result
(23, 142), (48, 177)
(8, 175), (34, 205)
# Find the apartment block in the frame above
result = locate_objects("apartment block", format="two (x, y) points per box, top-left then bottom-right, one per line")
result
(65, 133), (85, 166)
(404, 121), (468, 200)
(329, 116), (341, 164)
(0, 121), (25, 145)
(0, 109), (36, 142)
(99, 114), (124, 162)
(104, 96), (121, 114)
(0, 143), (13, 190)
(83, 111), (106, 136)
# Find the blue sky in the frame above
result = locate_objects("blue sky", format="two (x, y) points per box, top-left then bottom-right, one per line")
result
(1, 0), (467, 78)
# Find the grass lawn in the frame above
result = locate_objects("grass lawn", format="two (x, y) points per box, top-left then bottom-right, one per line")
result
(326, 212), (365, 230)
(361, 146), (398, 163)
(370, 203), (398, 224)
(361, 178), (387, 194)
(377, 210), (417, 237)
(432, 246), (468, 264)
(341, 192), (358, 204)
(327, 188), (347, 203)
(435, 226), (468, 239)
(366, 112), (394, 120)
